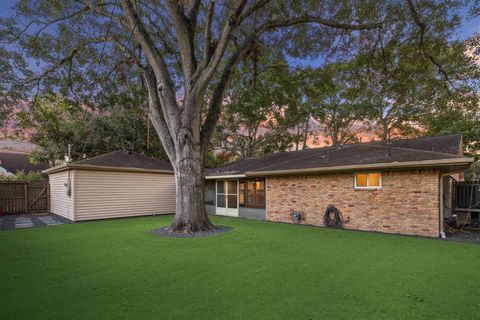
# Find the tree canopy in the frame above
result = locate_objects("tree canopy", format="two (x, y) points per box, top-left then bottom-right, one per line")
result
(2, 0), (479, 230)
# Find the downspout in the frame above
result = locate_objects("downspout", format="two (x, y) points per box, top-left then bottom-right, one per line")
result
(439, 172), (447, 238)
(439, 171), (462, 238)
(73, 169), (77, 222)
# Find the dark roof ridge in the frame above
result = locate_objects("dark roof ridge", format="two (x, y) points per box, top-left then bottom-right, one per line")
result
(73, 150), (168, 165)
(235, 133), (462, 163)
(357, 143), (464, 158)
(72, 150), (122, 164)
(228, 142), (366, 167)
(249, 144), (356, 172)
(238, 145), (353, 171)
(372, 133), (461, 144)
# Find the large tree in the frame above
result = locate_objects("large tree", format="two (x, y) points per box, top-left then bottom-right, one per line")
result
(3, 0), (476, 232)
(17, 93), (167, 164)
(304, 63), (371, 146)
(218, 51), (305, 158)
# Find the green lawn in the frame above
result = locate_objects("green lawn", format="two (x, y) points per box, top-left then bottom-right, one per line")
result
(0, 216), (479, 319)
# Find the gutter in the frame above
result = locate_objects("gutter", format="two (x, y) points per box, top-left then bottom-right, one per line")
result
(205, 174), (246, 179)
(245, 157), (474, 177)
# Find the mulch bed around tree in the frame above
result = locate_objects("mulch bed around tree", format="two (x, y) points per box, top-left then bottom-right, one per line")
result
(151, 225), (232, 238)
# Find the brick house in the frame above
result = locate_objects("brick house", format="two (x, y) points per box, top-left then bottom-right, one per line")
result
(205, 134), (473, 237)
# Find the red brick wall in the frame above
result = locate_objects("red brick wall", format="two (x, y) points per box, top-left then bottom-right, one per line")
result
(266, 169), (440, 237)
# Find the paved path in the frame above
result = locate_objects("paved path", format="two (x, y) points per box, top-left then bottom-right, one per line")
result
(0, 214), (71, 231)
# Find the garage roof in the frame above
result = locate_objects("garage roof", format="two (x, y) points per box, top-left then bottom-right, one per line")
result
(44, 150), (173, 174)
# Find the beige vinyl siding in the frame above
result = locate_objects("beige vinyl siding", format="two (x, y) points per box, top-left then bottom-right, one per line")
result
(75, 170), (175, 221)
(49, 170), (75, 220)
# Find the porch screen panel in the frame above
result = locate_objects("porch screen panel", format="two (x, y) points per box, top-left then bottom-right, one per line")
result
(216, 180), (226, 207)
(227, 180), (238, 209)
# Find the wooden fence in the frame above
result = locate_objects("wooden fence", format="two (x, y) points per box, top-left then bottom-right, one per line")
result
(0, 181), (49, 215)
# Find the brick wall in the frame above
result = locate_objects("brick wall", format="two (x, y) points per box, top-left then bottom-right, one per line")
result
(266, 169), (440, 237)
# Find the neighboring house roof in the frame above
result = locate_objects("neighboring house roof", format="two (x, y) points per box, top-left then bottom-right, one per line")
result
(206, 134), (473, 177)
(44, 150), (173, 174)
(0, 140), (39, 154)
(0, 152), (49, 174)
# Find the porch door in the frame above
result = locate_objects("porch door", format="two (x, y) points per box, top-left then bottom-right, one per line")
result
(215, 180), (239, 217)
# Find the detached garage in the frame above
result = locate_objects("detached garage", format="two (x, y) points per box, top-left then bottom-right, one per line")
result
(44, 151), (176, 222)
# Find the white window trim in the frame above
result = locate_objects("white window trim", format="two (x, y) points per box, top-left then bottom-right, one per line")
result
(354, 172), (382, 190)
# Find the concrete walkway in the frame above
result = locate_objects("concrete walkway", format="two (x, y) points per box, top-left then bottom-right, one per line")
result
(0, 214), (71, 231)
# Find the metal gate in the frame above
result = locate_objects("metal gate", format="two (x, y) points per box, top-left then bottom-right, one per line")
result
(452, 181), (480, 226)
(0, 181), (49, 215)
(453, 181), (480, 210)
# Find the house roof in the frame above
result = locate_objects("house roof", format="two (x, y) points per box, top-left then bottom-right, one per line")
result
(370, 134), (463, 155)
(0, 140), (39, 154)
(206, 134), (473, 177)
(44, 150), (173, 174)
(0, 152), (49, 174)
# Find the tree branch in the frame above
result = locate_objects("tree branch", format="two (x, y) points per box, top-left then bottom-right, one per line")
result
(258, 15), (382, 33)
(121, 0), (180, 136)
(200, 0), (216, 70)
(20, 36), (115, 87)
(75, 0), (121, 21)
(405, 0), (456, 91)
(166, 1), (198, 84)
(142, 65), (176, 162)
(200, 37), (255, 150)
(237, 0), (271, 23)
(195, 0), (248, 88)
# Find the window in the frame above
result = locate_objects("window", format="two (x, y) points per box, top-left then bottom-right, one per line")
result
(355, 173), (381, 189)
(239, 181), (245, 206)
(239, 178), (265, 208)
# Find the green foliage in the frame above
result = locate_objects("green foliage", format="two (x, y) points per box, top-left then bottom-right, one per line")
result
(304, 62), (371, 146)
(422, 106), (480, 158)
(2, 0), (479, 169)
(0, 170), (44, 182)
(465, 161), (480, 181)
(218, 50), (301, 158)
(204, 150), (234, 169)
(17, 94), (167, 164)
(220, 29), (479, 156)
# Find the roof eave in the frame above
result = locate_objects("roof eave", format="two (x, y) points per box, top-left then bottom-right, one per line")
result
(245, 157), (474, 177)
(205, 174), (246, 179)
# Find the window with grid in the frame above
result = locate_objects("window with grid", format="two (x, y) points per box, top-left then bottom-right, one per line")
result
(239, 179), (265, 208)
(354, 173), (381, 189)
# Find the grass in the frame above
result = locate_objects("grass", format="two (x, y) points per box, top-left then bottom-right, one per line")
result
(0, 216), (479, 319)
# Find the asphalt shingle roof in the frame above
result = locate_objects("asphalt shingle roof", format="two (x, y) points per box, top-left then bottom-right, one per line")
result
(73, 150), (173, 171)
(207, 134), (469, 176)
(0, 152), (49, 174)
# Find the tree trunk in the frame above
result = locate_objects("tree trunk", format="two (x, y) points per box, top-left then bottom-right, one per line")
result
(169, 149), (215, 233)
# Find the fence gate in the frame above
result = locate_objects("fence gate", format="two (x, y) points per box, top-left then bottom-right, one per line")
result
(0, 181), (49, 215)
(452, 181), (480, 226)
